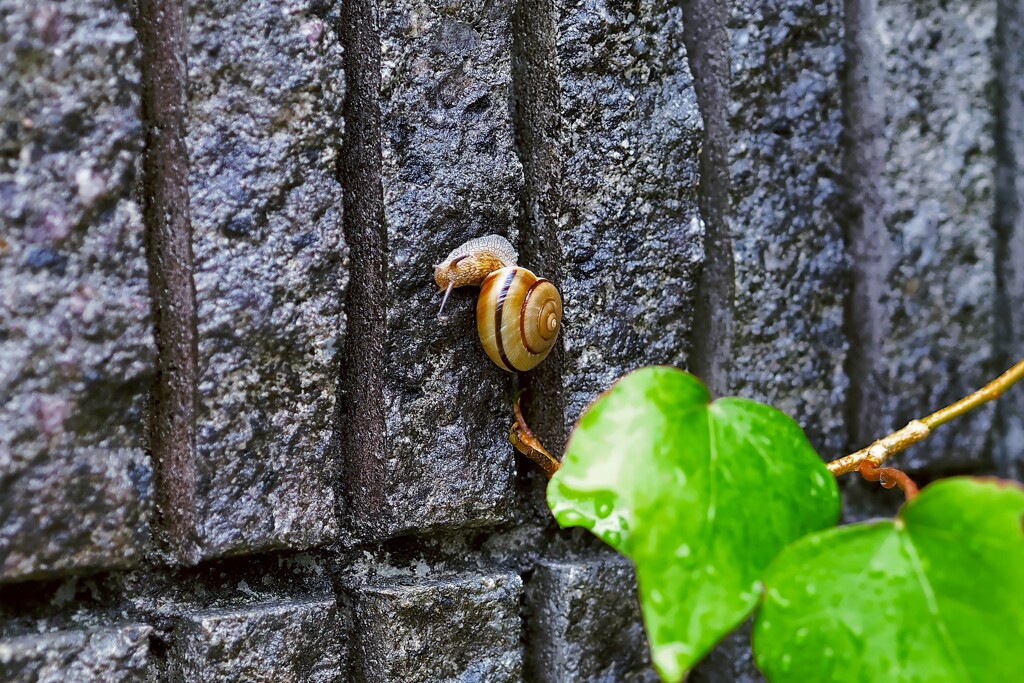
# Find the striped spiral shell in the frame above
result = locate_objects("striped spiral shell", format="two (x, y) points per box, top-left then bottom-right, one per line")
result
(477, 267), (562, 372)
(434, 235), (562, 373)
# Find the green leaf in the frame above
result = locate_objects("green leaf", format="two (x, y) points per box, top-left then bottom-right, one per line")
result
(755, 477), (1024, 682)
(547, 367), (840, 681)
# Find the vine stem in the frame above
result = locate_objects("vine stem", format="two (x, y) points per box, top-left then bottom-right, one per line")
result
(510, 391), (560, 477)
(828, 358), (1024, 476)
(859, 461), (919, 501)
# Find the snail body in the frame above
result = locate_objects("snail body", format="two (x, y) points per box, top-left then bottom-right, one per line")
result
(434, 235), (562, 372)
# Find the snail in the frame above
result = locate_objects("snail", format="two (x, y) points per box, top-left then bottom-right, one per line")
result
(433, 234), (562, 372)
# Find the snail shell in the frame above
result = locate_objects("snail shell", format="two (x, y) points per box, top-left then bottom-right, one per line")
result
(434, 235), (562, 372)
(477, 266), (562, 372)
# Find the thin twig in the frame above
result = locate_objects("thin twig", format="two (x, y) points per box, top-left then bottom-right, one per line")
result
(828, 358), (1024, 476)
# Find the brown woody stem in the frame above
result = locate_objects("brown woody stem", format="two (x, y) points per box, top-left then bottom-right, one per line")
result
(828, 358), (1024, 476)
(510, 391), (560, 477)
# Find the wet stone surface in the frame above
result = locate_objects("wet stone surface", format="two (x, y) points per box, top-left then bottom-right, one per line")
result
(725, 0), (849, 456)
(0, 624), (151, 682)
(995, 0), (1024, 480)
(0, 0), (154, 581)
(165, 597), (343, 683)
(185, 0), (346, 557)
(347, 0), (523, 540)
(349, 571), (523, 682)
(875, 0), (998, 473)
(688, 622), (764, 683)
(524, 557), (657, 682)
(0, 448), (151, 582)
(553, 0), (704, 436)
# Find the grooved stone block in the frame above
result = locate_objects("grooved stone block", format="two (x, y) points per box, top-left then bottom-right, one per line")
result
(553, 0), (704, 431)
(0, 448), (151, 581)
(875, 0), (997, 472)
(0, 0), (153, 580)
(185, 0), (345, 556)
(516, 0), (702, 444)
(351, 572), (522, 682)
(166, 597), (343, 683)
(726, 0), (848, 454)
(0, 624), (151, 682)
(351, 0), (522, 539)
(995, 0), (1024, 479)
(524, 558), (657, 682)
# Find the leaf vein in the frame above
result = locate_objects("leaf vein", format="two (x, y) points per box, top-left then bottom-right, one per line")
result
(900, 532), (971, 683)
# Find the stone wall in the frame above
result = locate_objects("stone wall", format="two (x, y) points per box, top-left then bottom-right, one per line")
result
(1, 0), (1020, 680)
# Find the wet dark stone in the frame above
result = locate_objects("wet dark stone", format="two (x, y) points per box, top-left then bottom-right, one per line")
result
(0, 624), (151, 682)
(349, 571), (522, 682)
(183, 0), (347, 558)
(524, 557), (657, 682)
(725, 0), (849, 457)
(343, 0), (523, 541)
(0, 0), (154, 582)
(872, 0), (998, 473)
(166, 597), (344, 682)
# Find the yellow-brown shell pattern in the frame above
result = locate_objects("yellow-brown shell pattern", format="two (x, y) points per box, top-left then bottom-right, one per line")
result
(476, 266), (562, 372)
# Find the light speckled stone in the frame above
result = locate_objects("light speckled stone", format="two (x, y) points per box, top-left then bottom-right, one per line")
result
(166, 597), (343, 683)
(350, 572), (522, 682)
(185, 0), (346, 556)
(0, 624), (151, 682)
(0, 0), (153, 581)
(875, 0), (998, 472)
(554, 0), (704, 433)
(726, 0), (849, 455)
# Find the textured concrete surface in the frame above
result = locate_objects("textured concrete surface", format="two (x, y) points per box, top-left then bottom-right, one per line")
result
(0, 448), (151, 582)
(1, 0), (1021, 681)
(350, 571), (522, 682)
(514, 0), (703, 446)
(166, 597), (342, 682)
(343, 0), (523, 541)
(184, 0), (346, 557)
(524, 558), (657, 682)
(0, 624), (151, 682)
(554, 0), (704, 434)
(875, 0), (998, 472)
(725, 0), (849, 456)
(0, 0), (154, 580)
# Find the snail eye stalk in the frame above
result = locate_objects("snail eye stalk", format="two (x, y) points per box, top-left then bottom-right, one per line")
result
(438, 281), (455, 317)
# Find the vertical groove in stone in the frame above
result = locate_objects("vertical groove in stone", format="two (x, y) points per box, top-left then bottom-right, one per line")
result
(680, 0), (734, 399)
(336, 0), (388, 534)
(840, 0), (892, 450)
(133, 0), (200, 562)
(512, 0), (568, 450)
(994, 0), (1024, 479)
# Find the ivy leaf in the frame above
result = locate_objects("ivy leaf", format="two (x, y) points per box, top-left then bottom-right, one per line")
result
(755, 477), (1024, 682)
(547, 367), (840, 681)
